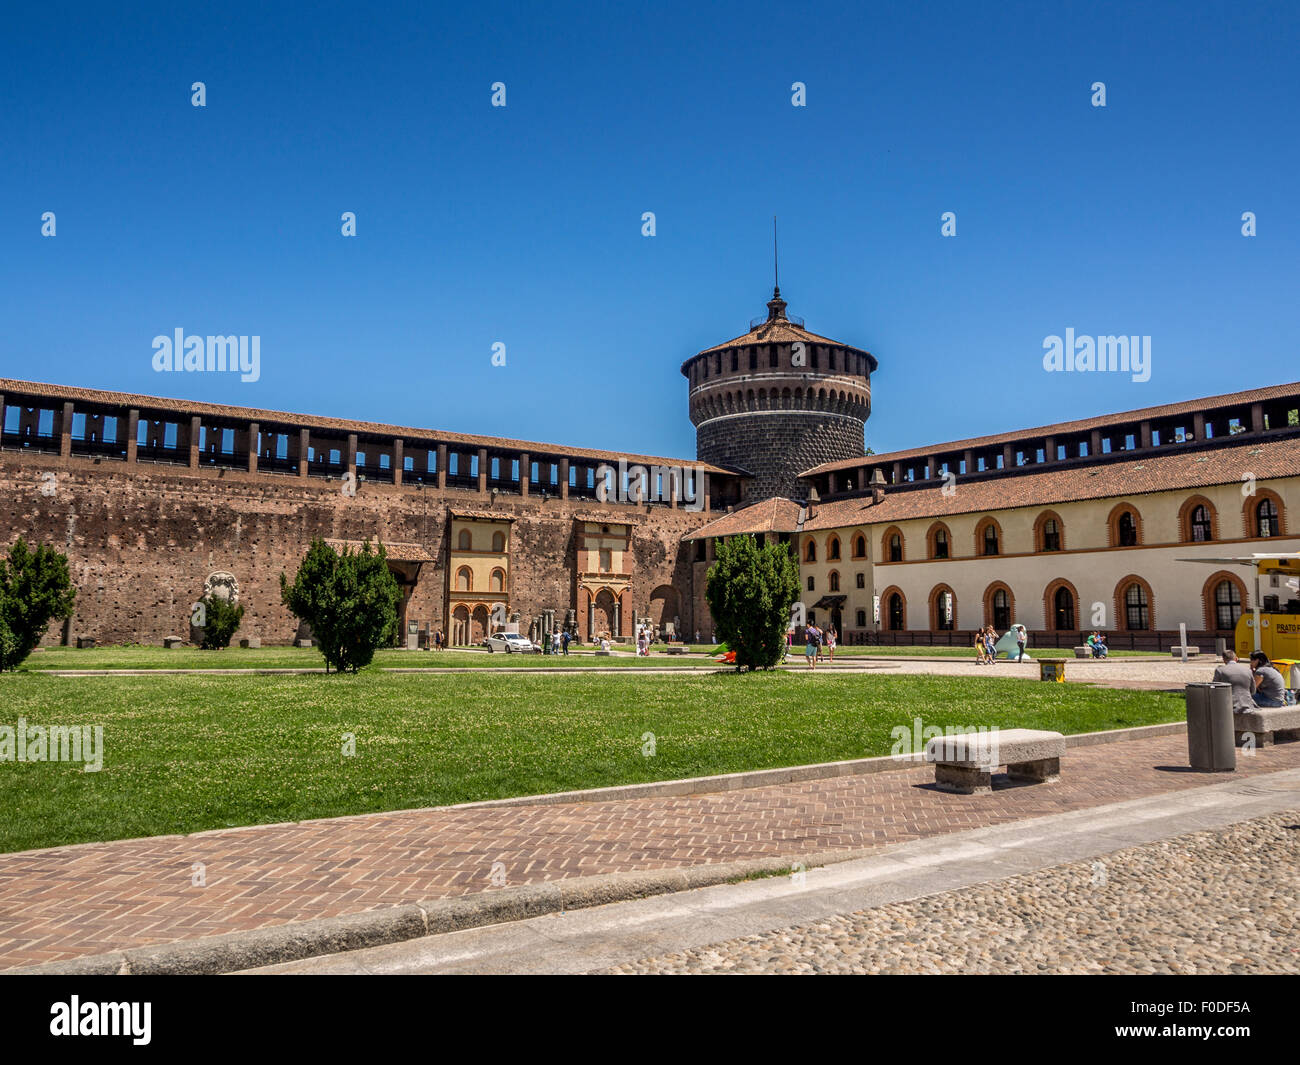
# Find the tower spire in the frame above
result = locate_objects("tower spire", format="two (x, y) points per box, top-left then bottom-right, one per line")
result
(766, 215), (787, 321)
(773, 215), (780, 296)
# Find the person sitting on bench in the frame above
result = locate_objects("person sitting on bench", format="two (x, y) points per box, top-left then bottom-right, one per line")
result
(1250, 651), (1287, 708)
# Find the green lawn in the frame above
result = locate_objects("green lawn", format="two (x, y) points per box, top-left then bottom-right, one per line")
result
(18, 646), (716, 671)
(18, 643), (1162, 672)
(0, 670), (1183, 853)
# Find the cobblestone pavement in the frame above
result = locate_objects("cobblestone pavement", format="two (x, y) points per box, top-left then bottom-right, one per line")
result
(2, 734), (1298, 969)
(603, 811), (1300, 974)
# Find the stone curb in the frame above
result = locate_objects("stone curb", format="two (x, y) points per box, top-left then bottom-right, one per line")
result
(0, 845), (898, 976)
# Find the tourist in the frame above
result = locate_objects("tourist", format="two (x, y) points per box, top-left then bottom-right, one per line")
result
(1214, 651), (1258, 712)
(984, 626), (997, 663)
(695, 629), (701, 644)
(804, 623), (819, 669)
(826, 626), (837, 663)
(600, 634), (611, 652)
(1087, 631), (1099, 658)
(1096, 633), (1108, 658)
(1250, 651), (1286, 708)
(561, 629), (570, 655)
(1012, 623), (1028, 662)
(974, 629), (986, 665)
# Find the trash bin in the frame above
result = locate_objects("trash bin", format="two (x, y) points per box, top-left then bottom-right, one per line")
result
(1185, 682), (1236, 772)
(1039, 659), (1066, 683)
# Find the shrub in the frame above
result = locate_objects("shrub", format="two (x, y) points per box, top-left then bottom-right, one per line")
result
(0, 538), (77, 671)
(704, 535), (800, 671)
(197, 593), (244, 649)
(280, 539), (401, 673)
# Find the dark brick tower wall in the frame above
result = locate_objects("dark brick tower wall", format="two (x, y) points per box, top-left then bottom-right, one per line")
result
(683, 289), (876, 502)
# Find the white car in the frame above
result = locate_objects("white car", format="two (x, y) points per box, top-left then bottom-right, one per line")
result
(485, 633), (540, 654)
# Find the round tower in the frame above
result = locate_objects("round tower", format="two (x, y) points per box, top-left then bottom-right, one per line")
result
(681, 288), (877, 502)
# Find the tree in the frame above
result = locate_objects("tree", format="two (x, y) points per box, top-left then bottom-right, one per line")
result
(704, 534), (800, 671)
(197, 593), (244, 649)
(280, 539), (401, 673)
(0, 538), (77, 671)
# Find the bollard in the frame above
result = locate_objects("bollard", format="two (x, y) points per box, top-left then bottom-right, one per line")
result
(1185, 682), (1236, 772)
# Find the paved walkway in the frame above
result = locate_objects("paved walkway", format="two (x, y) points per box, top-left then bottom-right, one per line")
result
(2, 733), (1298, 970)
(247, 772), (1300, 974)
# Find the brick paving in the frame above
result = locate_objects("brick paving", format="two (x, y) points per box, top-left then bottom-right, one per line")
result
(1, 734), (1298, 970)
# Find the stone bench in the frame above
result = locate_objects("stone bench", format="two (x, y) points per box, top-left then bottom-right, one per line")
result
(1234, 705), (1300, 747)
(239, 637), (261, 649)
(664, 646), (687, 655)
(1172, 647), (1201, 658)
(925, 728), (1066, 794)
(76, 637), (96, 649)
(163, 636), (184, 649)
(1073, 646), (1091, 658)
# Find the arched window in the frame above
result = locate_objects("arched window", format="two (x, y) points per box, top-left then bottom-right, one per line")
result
(457, 529), (472, 551)
(1109, 504), (1141, 547)
(856, 609), (866, 627)
(1122, 582), (1149, 630)
(491, 531), (505, 552)
(490, 568), (505, 592)
(888, 593), (904, 631)
(1257, 498), (1279, 537)
(829, 571), (840, 592)
(855, 573), (865, 589)
(1041, 519), (1060, 551)
(930, 585), (956, 631)
(1214, 579), (1242, 630)
(807, 576), (815, 591)
(991, 588), (1010, 630)
(827, 536), (840, 560)
(975, 518), (1000, 557)
(1190, 505), (1212, 542)
(928, 523), (950, 560)
(851, 534), (867, 559)
(1053, 586), (1075, 630)
(456, 566), (472, 592)
(805, 539), (817, 562)
(883, 528), (904, 563)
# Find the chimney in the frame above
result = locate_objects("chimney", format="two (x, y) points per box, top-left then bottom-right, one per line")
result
(870, 468), (887, 504)
(807, 486), (819, 519)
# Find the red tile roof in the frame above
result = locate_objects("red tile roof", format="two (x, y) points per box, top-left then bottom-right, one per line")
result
(801, 381), (1300, 477)
(681, 496), (805, 540)
(799, 436), (1300, 529)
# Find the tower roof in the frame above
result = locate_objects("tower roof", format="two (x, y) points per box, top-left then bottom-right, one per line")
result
(681, 289), (878, 374)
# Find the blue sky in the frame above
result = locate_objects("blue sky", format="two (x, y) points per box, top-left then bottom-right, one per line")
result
(2, 0), (1297, 460)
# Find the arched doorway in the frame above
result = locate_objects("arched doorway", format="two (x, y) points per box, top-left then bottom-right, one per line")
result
(452, 605), (470, 646)
(471, 605), (489, 644)
(1053, 586), (1076, 630)
(593, 589), (617, 638)
(649, 585), (679, 633)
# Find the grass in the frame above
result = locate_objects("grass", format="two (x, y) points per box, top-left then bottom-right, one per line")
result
(0, 669), (1184, 853)
(18, 643), (1163, 671)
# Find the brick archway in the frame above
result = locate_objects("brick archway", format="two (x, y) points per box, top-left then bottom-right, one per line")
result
(1107, 502), (1144, 547)
(982, 581), (1015, 629)
(929, 583), (957, 630)
(1201, 570), (1248, 632)
(1113, 574), (1156, 631)
(1043, 577), (1080, 632)
(1033, 510), (1066, 552)
(1242, 487), (1287, 538)
(880, 526), (905, 563)
(973, 516), (1002, 556)
(1178, 494), (1219, 543)
(926, 521), (952, 560)
(878, 584), (906, 631)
